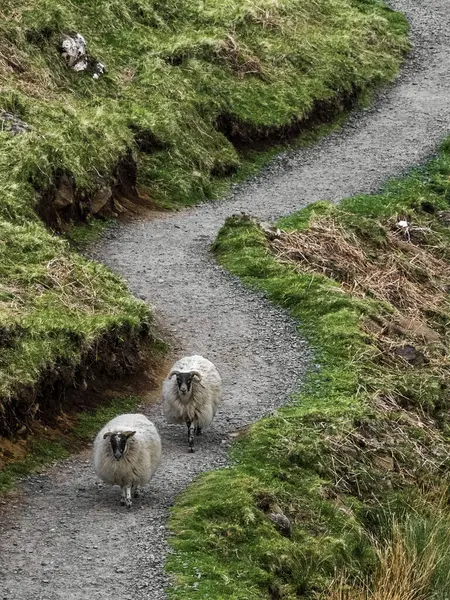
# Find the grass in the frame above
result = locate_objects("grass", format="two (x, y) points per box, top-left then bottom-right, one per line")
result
(0, 0), (409, 214)
(166, 140), (450, 598)
(325, 505), (450, 600)
(0, 328), (168, 491)
(0, 217), (152, 434)
(0, 438), (70, 493)
(74, 394), (143, 441)
(0, 0), (408, 436)
(65, 217), (114, 250)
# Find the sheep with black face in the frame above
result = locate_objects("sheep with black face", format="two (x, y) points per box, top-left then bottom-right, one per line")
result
(162, 355), (223, 452)
(93, 413), (161, 508)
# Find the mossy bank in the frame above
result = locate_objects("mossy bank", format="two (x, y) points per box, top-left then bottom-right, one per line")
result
(167, 141), (450, 598)
(1, 0), (408, 217)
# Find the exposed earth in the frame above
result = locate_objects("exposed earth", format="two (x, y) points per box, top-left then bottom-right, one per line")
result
(1, 1), (450, 598)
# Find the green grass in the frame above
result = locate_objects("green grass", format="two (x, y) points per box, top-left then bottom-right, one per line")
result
(166, 141), (450, 599)
(73, 394), (140, 440)
(65, 218), (114, 250)
(0, 216), (152, 433)
(0, 0), (408, 435)
(0, 0), (409, 214)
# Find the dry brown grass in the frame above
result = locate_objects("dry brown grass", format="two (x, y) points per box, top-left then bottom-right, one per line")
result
(271, 216), (450, 321)
(41, 256), (110, 314)
(270, 214), (450, 371)
(118, 67), (136, 85)
(268, 213), (450, 496)
(0, 257), (113, 328)
(0, 23), (57, 97)
(324, 395), (448, 498)
(324, 522), (441, 600)
(243, 0), (310, 32)
(215, 33), (264, 78)
(0, 19), (27, 78)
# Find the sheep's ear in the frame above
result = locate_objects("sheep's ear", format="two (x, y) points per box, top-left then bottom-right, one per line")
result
(103, 432), (112, 439)
(124, 431), (136, 439)
(168, 370), (179, 380)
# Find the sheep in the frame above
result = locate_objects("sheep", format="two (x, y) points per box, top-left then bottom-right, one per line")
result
(93, 413), (161, 508)
(162, 355), (222, 453)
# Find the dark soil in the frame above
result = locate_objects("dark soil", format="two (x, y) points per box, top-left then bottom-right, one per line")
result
(0, 323), (152, 437)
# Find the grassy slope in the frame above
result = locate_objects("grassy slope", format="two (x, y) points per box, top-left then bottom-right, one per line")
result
(167, 142), (450, 599)
(0, 218), (151, 433)
(1, 0), (408, 210)
(0, 0), (408, 433)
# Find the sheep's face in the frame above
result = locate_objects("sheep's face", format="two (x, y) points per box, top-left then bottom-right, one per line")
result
(176, 372), (194, 399)
(169, 368), (201, 400)
(104, 431), (135, 460)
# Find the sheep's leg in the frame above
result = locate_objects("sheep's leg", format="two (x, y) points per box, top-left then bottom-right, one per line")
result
(187, 420), (195, 453)
(120, 485), (132, 509)
(195, 424), (202, 436)
(132, 485), (141, 498)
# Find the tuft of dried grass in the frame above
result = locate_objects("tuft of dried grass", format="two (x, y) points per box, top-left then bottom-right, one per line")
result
(324, 406), (448, 498)
(41, 256), (104, 314)
(324, 521), (442, 600)
(215, 33), (264, 78)
(0, 26), (56, 97)
(270, 214), (450, 386)
(270, 216), (450, 321)
(0, 34), (27, 77)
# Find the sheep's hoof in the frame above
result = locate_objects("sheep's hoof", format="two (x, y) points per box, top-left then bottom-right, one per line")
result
(188, 447), (195, 453)
(125, 499), (132, 509)
(120, 497), (126, 506)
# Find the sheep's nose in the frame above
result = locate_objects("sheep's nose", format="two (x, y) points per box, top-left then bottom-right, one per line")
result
(114, 452), (122, 460)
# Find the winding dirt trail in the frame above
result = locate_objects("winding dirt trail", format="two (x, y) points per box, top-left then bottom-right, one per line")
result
(1, 2), (450, 598)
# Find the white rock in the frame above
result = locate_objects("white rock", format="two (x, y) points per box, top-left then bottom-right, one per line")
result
(60, 33), (105, 79)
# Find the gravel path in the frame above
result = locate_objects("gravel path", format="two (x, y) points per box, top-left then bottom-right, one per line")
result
(2, 2), (450, 598)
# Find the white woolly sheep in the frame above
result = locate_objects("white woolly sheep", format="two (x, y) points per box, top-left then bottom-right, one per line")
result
(93, 413), (161, 509)
(162, 355), (222, 453)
